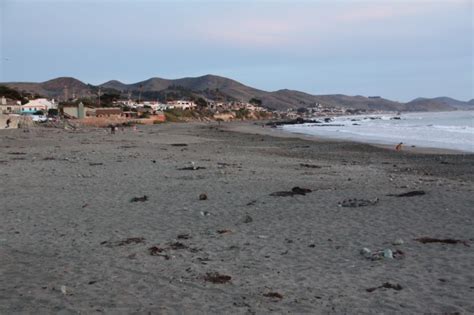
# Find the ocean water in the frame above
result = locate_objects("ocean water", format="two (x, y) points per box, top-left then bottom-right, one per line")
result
(282, 111), (474, 152)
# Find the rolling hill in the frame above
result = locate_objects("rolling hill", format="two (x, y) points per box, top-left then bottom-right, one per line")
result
(2, 75), (471, 112)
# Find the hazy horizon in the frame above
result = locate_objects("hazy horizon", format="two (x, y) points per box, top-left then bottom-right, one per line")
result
(1, 0), (472, 102)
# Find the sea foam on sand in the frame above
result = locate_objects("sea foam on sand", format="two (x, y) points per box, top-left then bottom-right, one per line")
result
(282, 111), (474, 152)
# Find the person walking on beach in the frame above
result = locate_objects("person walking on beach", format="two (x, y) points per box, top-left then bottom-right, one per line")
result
(396, 142), (403, 151)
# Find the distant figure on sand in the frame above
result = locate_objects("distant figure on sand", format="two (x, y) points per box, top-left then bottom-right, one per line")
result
(396, 142), (403, 151)
(110, 125), (116, 134)
(6, 118), (11, 128)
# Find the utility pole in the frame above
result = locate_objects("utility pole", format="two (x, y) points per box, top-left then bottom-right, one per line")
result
(138, 84), (143, 104)
(98, 87), (102, 107)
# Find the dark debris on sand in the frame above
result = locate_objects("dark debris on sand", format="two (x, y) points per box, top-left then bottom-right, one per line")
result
(101, 237), (145, 247)
(204, 272), (232, 284)
(366, 282), (403, 293)
(263, 292), (284, 300)
(415, 237), (469, 247)
(270, 187), (312, 197)
(130, 195), (148, 202)
(177, 233), (191, 240)
(178, 166), (206, 170)
(388, 190), (426, 197)
(299, 163), (322, 169)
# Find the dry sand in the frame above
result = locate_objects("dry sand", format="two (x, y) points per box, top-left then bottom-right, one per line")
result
(1, 122), (473, 314)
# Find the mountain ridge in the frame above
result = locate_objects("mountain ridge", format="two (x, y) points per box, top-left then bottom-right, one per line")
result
(2, 75), (472, 112)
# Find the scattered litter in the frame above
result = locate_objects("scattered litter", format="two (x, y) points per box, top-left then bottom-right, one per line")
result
(299, 163), (322, 169)
(177, 234), (191, 240)
(148, 240), (196, 258)
(360, 248), (371, 257)
(89, 162), (103, 166)
(148, 246), (165, 255)
(383, 249), (393, 259)
(199, 193), (208, 200)
(43, 157), (56, 161)
(339, 198), (379, 207)
(148, 246), (170, 259)
(263, 292), (284, 299)
(217, 229), (232, 235)
(246, 200), (257, 206)
(366, 282), (403, 292)
(60, 285), (68, 295)
(130, 195), (148, 202)
(243, 215), (253, 223)
(392, 238), (404, 245)
(178, 165), (206, 171)
(8, 152), (26, 155)
(115, 237), (145, 246)
(200, 211), (211, 216)
(388, 190), (426, 197)
(360, 247), (404, 260)
(204, 272), (232, 284)
(270, 186), (312, 197)
(415, 237), (469, 247)
(217, 162), (238, 168)
(170, 143), (188, 147)
(101, 237), (145, 247)
(168, 242), (188, 250)
(81, 203), (89, 208)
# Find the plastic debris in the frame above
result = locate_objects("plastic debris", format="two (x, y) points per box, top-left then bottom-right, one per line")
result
(339, 198), (379, 207)
(383, 249), (394, 259)
(392, 238), (404, 245)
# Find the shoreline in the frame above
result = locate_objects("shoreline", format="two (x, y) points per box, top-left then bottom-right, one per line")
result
(222, 121), (472, 155)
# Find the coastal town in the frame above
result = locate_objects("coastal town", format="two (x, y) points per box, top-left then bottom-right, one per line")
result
(0, 89), (358, 129)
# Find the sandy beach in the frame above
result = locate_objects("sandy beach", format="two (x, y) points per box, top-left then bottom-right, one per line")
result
(1, 122), (473, 314)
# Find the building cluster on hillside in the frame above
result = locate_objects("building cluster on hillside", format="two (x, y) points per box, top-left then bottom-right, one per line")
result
(112, 99), (268, 113)
(1, 92), (373, 126)
(275, 102), (369, 119)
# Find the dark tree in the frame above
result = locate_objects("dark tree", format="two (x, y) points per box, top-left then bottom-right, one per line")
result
(249, 98), (262, 106)
(196, 97), (208, 108)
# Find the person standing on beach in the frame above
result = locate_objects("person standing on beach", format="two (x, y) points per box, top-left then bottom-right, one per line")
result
(396, 142), (403, 151)
(6, 118), (11, 128)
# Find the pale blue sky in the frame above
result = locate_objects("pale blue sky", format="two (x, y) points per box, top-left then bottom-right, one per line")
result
(0, 0), (472, 101)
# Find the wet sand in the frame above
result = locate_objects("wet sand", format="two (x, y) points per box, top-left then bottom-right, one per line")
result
(1, 122), (473, 314)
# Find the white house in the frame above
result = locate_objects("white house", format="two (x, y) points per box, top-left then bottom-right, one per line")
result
(166, 100), (197, 110)
(21, 98), (56, 114)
